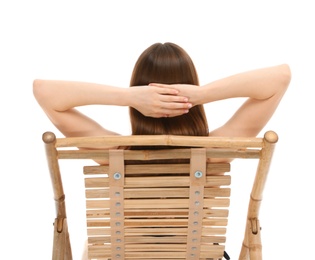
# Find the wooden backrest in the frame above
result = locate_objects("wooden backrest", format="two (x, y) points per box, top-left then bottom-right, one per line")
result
(43, 131), (278, 260)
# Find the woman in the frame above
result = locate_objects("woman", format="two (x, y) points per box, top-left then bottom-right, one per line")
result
(33, 42), (291, 153)
(33, 42), (290, 259)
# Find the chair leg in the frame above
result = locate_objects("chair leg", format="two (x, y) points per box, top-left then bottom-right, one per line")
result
(239, 242), (250, 260)
(239, 218), (262, 260)
(52, 218), (72, 260)
(64, 219), (72, 260)
(239, 223), (250, 260)
(248, 218), (262, 260)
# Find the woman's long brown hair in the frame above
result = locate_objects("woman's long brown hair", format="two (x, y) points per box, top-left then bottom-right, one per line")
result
(129, 42), (209, 138)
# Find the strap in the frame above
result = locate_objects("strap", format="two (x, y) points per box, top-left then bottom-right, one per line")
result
(224, 250), (230, 259)
(109, 150), (125, 260)
(186, 148), (206, 259)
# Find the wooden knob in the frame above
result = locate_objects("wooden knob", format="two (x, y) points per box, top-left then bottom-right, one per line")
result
(264, 130), (278, 143)
(42, 131), (56, 144)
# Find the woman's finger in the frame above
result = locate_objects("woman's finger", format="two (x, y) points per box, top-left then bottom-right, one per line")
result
(160, 94), (189, 103)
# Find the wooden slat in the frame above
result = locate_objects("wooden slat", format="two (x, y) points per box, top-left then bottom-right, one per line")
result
(124, 175), (231, 187)
(85, 187), (230, 199)
(85, 177), (108, 188)
(84, 175), (231, 188)
(123, 164), (191, 174)
(86, 197), (230, 209)
(125, 243), (186, 251)
(88, 235), (226, 244)
(86, 226), (227, 236)
(86, 208), (229, 219)
(87, 244), (224, 259)
(83, 162), (231, 175)
(59, 147), (261, 160)
(86, 217), (228, 228)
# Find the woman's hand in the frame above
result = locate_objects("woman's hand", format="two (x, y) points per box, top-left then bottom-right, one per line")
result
(148, 83), (201, 107)
(129, 85), (192, 118)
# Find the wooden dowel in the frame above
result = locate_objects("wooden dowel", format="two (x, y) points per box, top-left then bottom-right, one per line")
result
(42, 132), (67, 220)
(55, 134), (264, 149)
(247, 131), (278, 219)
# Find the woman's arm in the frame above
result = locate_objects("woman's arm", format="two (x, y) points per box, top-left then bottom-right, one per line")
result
(33, 80), (191, 137)
(151, 64), (291, 137)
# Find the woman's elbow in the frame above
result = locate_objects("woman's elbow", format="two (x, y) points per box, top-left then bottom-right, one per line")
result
(33, 79), (49, 104)
(33, 79), (42, 97)
(279, 64), (292, 90)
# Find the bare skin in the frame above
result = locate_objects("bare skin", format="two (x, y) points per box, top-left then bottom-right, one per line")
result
(33, 64), (291, 148)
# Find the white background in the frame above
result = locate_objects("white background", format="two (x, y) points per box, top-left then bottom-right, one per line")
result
(1, 0), (314, 259)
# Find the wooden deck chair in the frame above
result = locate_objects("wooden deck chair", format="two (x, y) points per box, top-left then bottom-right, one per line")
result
(42, 130), (278, 260)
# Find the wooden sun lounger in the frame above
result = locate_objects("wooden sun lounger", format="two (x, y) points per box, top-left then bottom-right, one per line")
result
(42, 131), (278, 260)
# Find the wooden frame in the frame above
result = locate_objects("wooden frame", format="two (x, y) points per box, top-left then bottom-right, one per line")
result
(42, 131), (278, 260)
